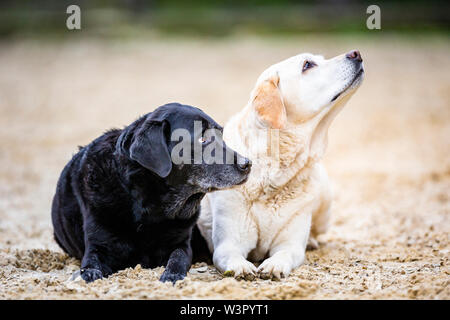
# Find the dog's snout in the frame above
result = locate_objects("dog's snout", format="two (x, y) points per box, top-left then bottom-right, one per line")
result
(237, 158), (252, 173)
(346, 50), (362, 63)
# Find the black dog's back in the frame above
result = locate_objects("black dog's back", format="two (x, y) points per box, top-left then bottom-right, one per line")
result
(51, 129), (123, 260)
(51, 150), (86, 260)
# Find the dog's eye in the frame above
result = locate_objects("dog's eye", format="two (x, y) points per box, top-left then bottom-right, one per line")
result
(302, 60), (316, 72)
(198, 136), (210, 144)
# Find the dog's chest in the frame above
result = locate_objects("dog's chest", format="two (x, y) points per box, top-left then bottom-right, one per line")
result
(246, 200), (300, 261)
(245, 175), (321, 262)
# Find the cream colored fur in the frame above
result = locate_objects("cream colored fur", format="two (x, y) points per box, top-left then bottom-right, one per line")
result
(198, 51), (364, 280)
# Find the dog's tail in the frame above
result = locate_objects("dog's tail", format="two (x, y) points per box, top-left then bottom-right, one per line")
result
(191, 224), (212, 264)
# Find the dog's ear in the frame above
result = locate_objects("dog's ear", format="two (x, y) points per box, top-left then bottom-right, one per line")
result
(118, 115), (172, 178)
(130, 119), (172, 178)
(252, 74), (287, 129)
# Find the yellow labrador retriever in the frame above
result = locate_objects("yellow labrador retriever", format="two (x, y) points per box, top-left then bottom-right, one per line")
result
(198, 50), (364, 280)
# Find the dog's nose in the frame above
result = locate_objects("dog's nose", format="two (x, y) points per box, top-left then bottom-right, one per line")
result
(237, 158), (252, 173)
(346, 50), (362, 62)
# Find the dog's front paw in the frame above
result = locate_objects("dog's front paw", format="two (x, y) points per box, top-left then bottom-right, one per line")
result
(80, 268), (103, 283)
(257, 257), (292, 281)
(223, 257), (257, 281)
(160, 271), (185, 284)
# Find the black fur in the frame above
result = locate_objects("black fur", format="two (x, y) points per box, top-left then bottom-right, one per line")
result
(51, 103), (250, 283)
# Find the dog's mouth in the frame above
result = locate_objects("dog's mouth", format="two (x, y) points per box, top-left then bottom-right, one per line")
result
(236, 173), (250, 185)
(205, 173), (249, 193)
(331, 68), (364, 102)
(188, 192), (205, 202)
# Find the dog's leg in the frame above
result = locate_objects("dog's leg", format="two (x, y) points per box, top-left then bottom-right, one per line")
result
(308, 209), (326, 250)
(80, 241), (114, 282)
(213, 240), (258, 280)
(258, 211), (312, 280)
(307, 203), (329, 250)
(79, 216), (114, 282)
(160, 244), (192, 284)
(308, 165), (332, 250)
(80, 247), (107, 282)
(212, 196), (258, 279)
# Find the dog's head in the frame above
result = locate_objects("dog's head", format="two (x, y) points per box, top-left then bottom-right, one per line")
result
(117, 103), (251, 192)
(247, 50), (364, 161)
(250, 50), (364, 129)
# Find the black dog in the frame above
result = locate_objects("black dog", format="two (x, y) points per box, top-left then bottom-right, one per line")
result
(51, 103), (251, 283)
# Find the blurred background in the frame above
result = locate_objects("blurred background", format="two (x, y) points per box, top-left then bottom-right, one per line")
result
(0, 0), (448, 37)
(0, 0), (449, 299)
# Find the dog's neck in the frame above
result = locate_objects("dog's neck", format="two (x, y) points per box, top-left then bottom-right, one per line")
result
(160, 189), (205, 220)
(136, 182), (204, 223)
(224, 103), (334, 198)
(116, 156), (204, 222)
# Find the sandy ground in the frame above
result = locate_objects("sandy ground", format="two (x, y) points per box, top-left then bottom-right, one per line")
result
(0, 35), (449, 299)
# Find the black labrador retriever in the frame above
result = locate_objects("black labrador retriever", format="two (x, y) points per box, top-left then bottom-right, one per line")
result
(51, 103), (251, 283)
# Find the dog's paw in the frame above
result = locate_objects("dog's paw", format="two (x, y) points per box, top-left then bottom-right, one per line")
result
(257, 257), (292, 281)
(160, 271), (185, 284)
(306, 237), (319, 251)
(80, 268), (103, 283)
(223, 257), (257, 281)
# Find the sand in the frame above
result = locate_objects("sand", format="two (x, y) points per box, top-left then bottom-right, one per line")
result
(0, 35), (449, 299)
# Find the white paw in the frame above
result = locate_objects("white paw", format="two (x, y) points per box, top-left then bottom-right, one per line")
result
(257, 257), (293, 281)
(222, 256), (257, 281)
